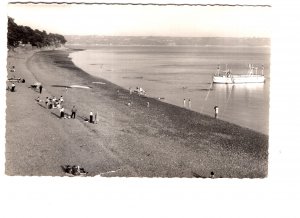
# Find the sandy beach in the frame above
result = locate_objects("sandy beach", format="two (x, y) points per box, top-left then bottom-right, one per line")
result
(5, 48), (268, 178)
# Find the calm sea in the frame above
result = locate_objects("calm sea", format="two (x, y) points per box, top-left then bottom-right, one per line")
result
(69, 45), (270, 134)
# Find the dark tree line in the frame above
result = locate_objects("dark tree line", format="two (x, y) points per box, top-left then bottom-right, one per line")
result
(7, 17), (67, 49)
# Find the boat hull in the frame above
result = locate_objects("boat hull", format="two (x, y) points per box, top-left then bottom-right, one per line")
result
(213, 75), (265, 84)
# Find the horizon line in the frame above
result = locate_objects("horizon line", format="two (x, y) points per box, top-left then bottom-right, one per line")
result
(64, 35), (270, 39)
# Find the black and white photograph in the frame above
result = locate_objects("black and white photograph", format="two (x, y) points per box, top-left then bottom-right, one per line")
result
(1, 0), (300, 218)
(5, 2), (270, 178)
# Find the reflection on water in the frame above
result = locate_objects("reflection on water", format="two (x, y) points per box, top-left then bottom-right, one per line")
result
(159, 81), (269, 135)
(205, 83), (269, 134)
(70, 46), (270, 135)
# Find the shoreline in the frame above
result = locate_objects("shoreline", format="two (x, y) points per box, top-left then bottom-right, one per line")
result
(5, 48), (268, 177)
(66, 47), (267, 136)
(68, 46), (269, 135)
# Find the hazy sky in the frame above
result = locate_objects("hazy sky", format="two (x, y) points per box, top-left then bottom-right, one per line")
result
(7, 3), (271, 37)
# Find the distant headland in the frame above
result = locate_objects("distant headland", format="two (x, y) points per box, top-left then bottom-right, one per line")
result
(64, 35), (270, 47)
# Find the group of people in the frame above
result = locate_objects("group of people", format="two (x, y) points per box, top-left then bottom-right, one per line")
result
(64, 165), (88, 176)
(10, 65), (15, 73)
(129, 86), (146, 96)
(35, 93), (71, 119)
(183, 98), (219, 118)
(41, 95), (69, 119)
(36, 92), (99, 123)
(183, 98), (192, 109)
(45, 95), (63, 108)
(7, 66), (22, 92)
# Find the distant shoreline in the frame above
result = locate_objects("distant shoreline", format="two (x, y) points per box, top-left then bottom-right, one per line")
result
(65, 35), (270, 47)
(66, 44), (271, 48)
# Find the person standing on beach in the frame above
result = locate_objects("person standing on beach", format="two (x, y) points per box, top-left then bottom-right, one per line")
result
(59, 96), (64, 103)
(183, 98), (186, 107)
(214, 106), (219, 118)
(60, 107), (65, 118)
(48, 98), (53, 109)
(57, 102), (61, 109)
(10, 66), (15, 73)
(11, 83), (15, 92)
(89, 111), (93, 123)
(45, 97), (49, 107)
(188, 99), (192, 109)
(39, 85), (43, 94)
(52, 96), (57, 108)
(71, 106), (77, 119)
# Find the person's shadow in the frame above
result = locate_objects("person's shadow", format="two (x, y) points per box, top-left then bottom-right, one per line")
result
(37, 103), (47, 109)
(50, 111), (61, 118)
(77, 115), (91, 122)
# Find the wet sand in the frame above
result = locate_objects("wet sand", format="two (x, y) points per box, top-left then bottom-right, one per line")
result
(5, 48), (268, 177)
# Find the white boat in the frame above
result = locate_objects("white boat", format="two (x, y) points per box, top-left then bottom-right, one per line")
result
(213, 64), (265, 84)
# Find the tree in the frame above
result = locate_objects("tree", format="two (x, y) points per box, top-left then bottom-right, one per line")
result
(7, 16), (67, 49)
(7, 17), (22, 47)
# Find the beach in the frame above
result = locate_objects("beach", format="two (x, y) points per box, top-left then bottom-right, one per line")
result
(5, 48), (268, 178)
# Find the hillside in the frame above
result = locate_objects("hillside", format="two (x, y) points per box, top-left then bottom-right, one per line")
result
(65, 35), (270, 46)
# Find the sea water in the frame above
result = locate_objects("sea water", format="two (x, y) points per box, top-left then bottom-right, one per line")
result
(69, 45), (270, 134)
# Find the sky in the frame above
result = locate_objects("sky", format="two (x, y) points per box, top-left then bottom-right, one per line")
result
(7, 3), (271, 37)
